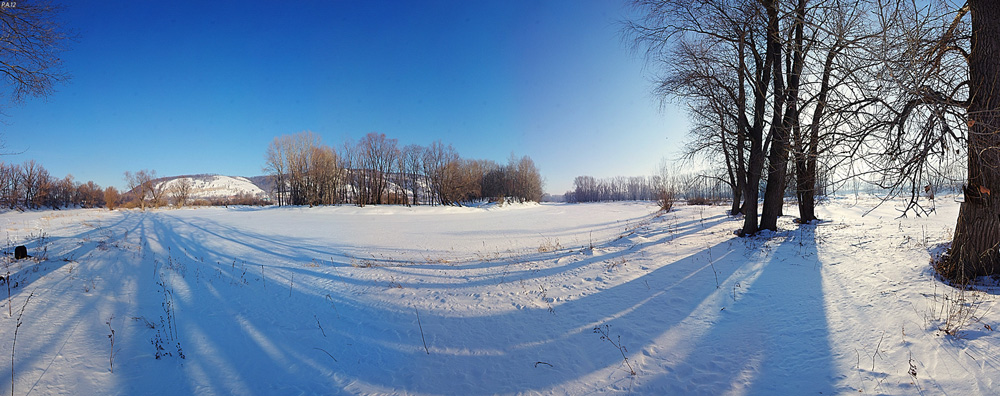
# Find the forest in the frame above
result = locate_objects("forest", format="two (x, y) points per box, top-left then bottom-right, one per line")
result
(263, 131), (545, 207)
(0, 160), (116, 210)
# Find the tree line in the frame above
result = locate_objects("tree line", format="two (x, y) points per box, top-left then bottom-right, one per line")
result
(565, 172), (740, 206)
(565, 175), (664, 203)
(0, 159), (120, 210)
(627, 0), (997, 280)
(264, 131), (544, 207)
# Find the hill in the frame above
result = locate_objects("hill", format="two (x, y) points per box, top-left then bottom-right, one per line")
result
(153, 174), (270, 203)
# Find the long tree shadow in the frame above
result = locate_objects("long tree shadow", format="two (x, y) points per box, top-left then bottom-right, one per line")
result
(100, 207), (838, 394)
(134, 232), (752, 393)
(139, 209), (645, 289)
(635, 223), (836, 394)
(1, 210), (142, 303)
(1, 210), (160, 395)
(8, 206), (837, 395)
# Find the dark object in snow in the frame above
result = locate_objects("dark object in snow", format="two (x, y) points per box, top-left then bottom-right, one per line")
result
(14, 245), (27, 260)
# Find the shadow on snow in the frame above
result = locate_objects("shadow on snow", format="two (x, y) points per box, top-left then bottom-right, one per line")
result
(6, 207), (838, 395)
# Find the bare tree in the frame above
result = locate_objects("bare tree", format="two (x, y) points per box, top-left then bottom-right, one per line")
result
(171, 178), (192, 207)
(19, 159), (49, 209)
(341, 138), (360, 205)
(149, 177), (167, 208)
(854, 1), (1000, 280)
(264, 136), (290, 206)
(264, 133), (545, 207)
(57, 175), (76, 207)
(629, 0), (881, 230)
(265, 132), (345, 206)
(124, 169), (156, 210)
(104, 186), (119, 210)
(0, 163), (18, 209)
(569, 174), (664, 203)
(306, 145), (340, 206)
(757, 0), (801, 231)
(512, 155), (543, 203)
(423, 141), (459, 205)
(672, 48), (744, 214)
(357, 132), (398, 205)
(400, 144), (425, 206)
(628, 0), (780, 235)
(76, 180), (101, 208)
(0, 2), (71, 110)
(785, 0), (875, 222)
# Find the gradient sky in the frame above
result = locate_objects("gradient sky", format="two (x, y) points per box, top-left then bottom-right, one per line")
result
(3, 0), (688, 194)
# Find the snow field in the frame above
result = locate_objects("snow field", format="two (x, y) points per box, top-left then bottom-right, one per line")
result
(0, 197), (996, 395)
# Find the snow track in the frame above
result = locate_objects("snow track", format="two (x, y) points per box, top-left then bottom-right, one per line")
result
(0, 198), (996, 395)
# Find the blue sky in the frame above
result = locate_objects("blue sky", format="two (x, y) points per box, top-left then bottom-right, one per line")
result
(3, 0), (687, 194)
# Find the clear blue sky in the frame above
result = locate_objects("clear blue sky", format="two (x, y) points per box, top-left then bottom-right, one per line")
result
(3, 0), (688, 194)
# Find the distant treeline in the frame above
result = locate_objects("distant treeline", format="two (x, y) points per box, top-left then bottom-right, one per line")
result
(265, 131), (544, 207)
(0, 160), (119, 210)
(0, 160), (272, 211)
(565, 173), (732, 205)
(565, 175), (664, 203)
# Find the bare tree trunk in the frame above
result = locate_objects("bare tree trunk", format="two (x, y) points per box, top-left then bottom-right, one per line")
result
(732, 111), (747, 216)
(759, 0), (793, 232)
(945, 0), (1000, 279)
(795, 44), (835, 223)
(794, 119), (817, 222)
(741, 26), (774, 236)
(761, 0), (808, 231)
(795, 45), (835, 223)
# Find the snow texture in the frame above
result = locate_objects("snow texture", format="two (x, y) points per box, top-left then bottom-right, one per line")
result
(0, 197), (996, 395)
(157, 175), (268, 201)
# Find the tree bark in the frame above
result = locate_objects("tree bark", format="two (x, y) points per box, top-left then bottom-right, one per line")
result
(733, 108), (747, 216)
(740, 23), (774, 236)
(795, 37), (838, 223)
(718, 98), (743, 216)
(733, 27), (750, 218)
(945, 0), (1000, 280)
(794, 118), (817, 222)
(760, 0), (802, 232)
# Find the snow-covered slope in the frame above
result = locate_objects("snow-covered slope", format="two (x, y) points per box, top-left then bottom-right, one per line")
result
(0, 198), (997, 394)
(157, 174), (268, 201)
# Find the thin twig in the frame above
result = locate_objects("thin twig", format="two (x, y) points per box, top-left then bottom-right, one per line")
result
(106, 315), (117, 373)
(11, 291), (33, 396)
(415, 307), (429, 355)
(6, 271), (11, 318)
(594, 325), (636, 375)
(872, 331), (885, 372)
(313, 347), (337, 362)
(314, 315), (326, 337)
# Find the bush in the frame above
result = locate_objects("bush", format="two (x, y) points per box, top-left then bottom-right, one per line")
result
(657, 189), (675, 212)
(686, 197), (714, 206)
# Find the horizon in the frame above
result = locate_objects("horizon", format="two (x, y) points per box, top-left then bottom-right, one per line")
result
(1, 0), (688, 195)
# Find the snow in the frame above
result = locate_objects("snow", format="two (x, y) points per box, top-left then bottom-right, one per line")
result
(0, 197), (997, 395)
(158, 175), (268, 201)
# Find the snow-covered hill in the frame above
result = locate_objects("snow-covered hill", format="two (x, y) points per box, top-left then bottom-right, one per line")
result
(156, 174), (269, 202)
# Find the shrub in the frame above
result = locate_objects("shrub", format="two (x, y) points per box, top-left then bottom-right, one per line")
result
(686, 197), (714, 206)
(657, 189), (675, 212)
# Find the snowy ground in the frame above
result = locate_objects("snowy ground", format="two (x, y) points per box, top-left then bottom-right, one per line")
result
(0, 197), (996, 395)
